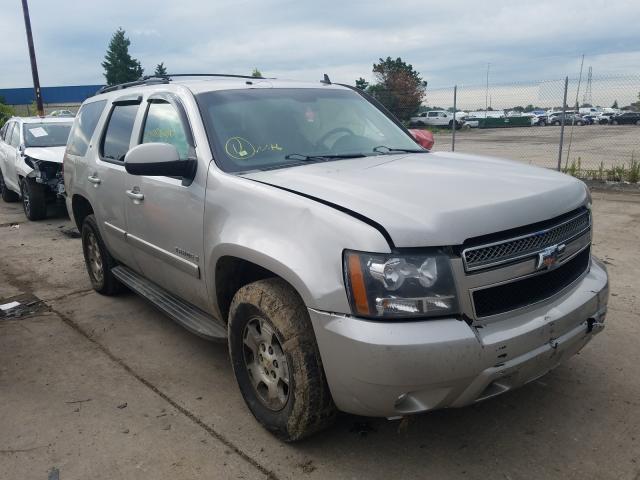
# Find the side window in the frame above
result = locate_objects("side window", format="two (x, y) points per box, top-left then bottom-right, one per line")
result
(67, 100), (107, 157)
(427, 112), (438, 118)
(141, 101), (190, 159)
(9, 123), (20, 147)
(101, 103), (139, 162)
(0, 123), (7, 141)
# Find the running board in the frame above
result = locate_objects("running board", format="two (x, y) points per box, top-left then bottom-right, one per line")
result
(111, 265), (227, 341)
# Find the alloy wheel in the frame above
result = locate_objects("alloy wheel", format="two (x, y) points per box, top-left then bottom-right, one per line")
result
(85, 231), (104, 284)
(242, 316), (291, 411)
(21, 181), (30, 217)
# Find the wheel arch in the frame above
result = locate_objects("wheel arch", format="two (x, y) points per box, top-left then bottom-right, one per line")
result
(212, 248), (314, 324)
(71, 194), (94, 231)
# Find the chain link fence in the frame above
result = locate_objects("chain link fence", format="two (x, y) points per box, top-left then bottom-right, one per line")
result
(417, 74), (640, 182)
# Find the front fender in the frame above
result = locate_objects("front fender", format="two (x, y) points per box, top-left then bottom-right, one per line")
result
(204, 167), (391, 314)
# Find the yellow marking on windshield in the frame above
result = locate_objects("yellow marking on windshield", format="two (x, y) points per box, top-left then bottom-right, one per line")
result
(224, 137), (283, 160)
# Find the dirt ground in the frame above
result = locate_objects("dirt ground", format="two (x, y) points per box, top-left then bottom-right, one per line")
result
(432, 125), (640, 171)
(1, 192), (639, 480)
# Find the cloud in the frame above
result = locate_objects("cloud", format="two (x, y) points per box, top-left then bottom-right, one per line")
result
(1, 0), (639, 90)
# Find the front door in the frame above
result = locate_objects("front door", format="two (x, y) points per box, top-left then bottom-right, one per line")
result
(124, 94), (209, 312)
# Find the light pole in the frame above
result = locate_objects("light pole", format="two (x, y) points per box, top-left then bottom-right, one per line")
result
(21, 0), (44, 117)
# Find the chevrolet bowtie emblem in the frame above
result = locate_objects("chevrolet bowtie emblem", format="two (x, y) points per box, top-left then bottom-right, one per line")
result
(536, 243), (566, 270)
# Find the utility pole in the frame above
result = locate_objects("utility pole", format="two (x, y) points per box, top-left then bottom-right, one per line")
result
(21, 0), (44, 117)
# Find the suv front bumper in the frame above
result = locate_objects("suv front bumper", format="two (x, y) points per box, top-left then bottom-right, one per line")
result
(309, 260), (608, 417)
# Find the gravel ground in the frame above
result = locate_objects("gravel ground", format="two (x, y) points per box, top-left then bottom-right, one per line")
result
(0, 192), (639, 480)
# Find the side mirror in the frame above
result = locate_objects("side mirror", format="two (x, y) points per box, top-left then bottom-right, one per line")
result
(124, 143), (195, 178)
(408, 129), (434, 150)
(18, 144), (26, 155)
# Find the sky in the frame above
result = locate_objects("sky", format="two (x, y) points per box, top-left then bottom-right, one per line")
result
(1, 0), (639, 106)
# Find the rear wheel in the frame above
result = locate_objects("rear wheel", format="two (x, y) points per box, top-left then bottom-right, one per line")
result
(81, 214), (122, 295)
(612, 120), (619, 125)
(228, 278), (336, 441)
(0, 171), (19, 202)
(20, 178), (47, 220)
(636, 120), (640, 126)
(554, 121), (561, 126)
(577, 121), (583, 126)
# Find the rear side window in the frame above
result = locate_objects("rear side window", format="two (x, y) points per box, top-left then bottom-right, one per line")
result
(8, 123), (20, 147)
(67, 100), (106, 157)
(101, 103), (138, 162)
(141, 102), (190, 159)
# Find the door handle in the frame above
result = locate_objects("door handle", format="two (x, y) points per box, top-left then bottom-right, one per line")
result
(126, 189), (144, 201)
(87, 175), (101, 185)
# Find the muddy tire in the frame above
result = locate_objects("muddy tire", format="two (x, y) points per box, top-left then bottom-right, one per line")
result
(228, 278), (336, 441)
(0, 171), (19, 202)
(20, 178), (47, 220)
(81, 214), (122, 295)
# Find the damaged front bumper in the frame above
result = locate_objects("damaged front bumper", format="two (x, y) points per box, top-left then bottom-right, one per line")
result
(309, 259), (608, 417)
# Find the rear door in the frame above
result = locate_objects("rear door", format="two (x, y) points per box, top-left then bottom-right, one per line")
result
(89, 96), (141, 268)
(0, 122), (14, 187)
(3, 122), (21, 191)
(124, 93), (209, 311)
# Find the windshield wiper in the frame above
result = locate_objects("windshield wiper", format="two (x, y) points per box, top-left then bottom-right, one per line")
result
(284, 153), (367, 162)
(373, 145), (425, 154)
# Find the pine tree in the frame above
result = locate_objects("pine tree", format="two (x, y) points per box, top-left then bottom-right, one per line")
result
(101, 28), (144, 86)
(154, 62), (168, 76)
(251, 67), (262, 78)
(355, 77), (369, 90)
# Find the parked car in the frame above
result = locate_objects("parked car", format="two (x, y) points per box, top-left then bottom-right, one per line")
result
(410, 110), (463, 128)
(595, 112), (615, 124)
(610, 112), (640, 125)
(548, 113), (586, 126)
(531, 114), (548, 126)
(48, 109), (75, 118)
(0, 117), (73, 219)
(64, 74), (608, 441)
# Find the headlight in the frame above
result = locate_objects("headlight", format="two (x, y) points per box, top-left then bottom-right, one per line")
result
(343, 250), (459, 319)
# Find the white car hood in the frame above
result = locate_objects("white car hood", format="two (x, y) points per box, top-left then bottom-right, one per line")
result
(244, 151), (588, 247)
(24, 146), (66, 164)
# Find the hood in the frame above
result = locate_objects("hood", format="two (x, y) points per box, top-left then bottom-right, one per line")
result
(244, 152), (588, 247)
(23, 146), (66, 164)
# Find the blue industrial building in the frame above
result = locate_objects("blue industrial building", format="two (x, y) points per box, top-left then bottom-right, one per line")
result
(0, 84), (103, 105)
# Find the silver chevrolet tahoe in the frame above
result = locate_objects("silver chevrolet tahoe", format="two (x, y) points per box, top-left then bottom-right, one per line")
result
(63, 74), (608, 441)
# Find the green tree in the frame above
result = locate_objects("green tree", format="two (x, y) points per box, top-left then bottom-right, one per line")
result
(612, 99), (619, 109)
(154, 62), (168, 76)
(355, 77), (369, 90)
(367, 57), (426, 120)
(251, 67), (263, 78)
(0, 101), (15, 127)
(101, 28), (144, 86)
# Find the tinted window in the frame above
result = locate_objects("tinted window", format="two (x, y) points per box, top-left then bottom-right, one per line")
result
(0, 123), (7, 141)
(67, 100), (106, 157)
(101, 103), (138, 161)
(141, 102), (190, 159)
(23, 123), (72, 147)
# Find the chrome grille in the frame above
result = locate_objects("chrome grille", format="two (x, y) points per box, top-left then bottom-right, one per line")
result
(463, 210), (591, 272)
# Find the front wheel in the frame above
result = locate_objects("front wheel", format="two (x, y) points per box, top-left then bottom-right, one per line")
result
(228, 278), (336, 441)
(554, 121), (561, 126)
(612, 120), (618, 125)
(20, 178), (47, 220)
(81, 214), (122, 295)
(636, 120), (640, 126)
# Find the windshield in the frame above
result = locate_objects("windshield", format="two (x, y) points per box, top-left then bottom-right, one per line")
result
(23, 122), (72, 147)
(196, 88), (423, 172)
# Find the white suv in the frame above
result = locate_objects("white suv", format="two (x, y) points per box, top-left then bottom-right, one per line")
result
(0, 117), (73, 219)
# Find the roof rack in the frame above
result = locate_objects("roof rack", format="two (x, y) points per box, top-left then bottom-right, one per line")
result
(96, 73), (267, 95)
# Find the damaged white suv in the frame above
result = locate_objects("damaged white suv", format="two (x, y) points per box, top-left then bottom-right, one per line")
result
(64, 74), (608, 441)
(0, 117), (72, 220)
